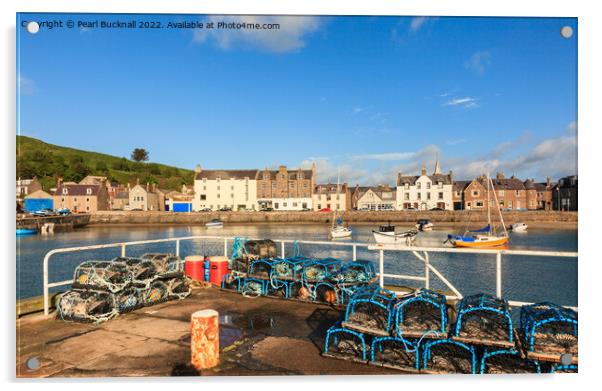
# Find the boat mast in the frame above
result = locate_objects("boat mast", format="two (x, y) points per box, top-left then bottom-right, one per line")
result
(489, 174), (508, 237)
(332, 168), (340, 230)
(486, 173), (492, 236)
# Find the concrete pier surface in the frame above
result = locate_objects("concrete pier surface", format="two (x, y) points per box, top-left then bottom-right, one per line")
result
(17, 288), (398, 378)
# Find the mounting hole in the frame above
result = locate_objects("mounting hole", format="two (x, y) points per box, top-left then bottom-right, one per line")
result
(25, 357), (40, 370)
(26, 21), (40, 34)
(560, 353), (573, 366)
(560, 26), (573, 39)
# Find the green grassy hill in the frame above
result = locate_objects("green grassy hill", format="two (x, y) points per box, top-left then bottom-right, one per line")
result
(16, 136), (194, 191)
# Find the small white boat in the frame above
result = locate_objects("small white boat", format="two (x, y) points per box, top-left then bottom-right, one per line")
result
(330, 225), (353, 239)
(205, 219), (224, 229)
(509, 222), (528, 232)
(372, 224), (418, 245)
(415, 219), (434, 231)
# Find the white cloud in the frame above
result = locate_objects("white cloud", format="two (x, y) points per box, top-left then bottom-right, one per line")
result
(567, 121), (578, 133)
(447, 139), (467, 145)
(18, 76), (35, 95)
(466, 50), (492, 74)
(409, 17), (438, 33)
(193, 15), (320, 53)
(443, 97), (479, 108)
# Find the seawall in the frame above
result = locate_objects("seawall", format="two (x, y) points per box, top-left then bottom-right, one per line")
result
(89, 210), (577, 226)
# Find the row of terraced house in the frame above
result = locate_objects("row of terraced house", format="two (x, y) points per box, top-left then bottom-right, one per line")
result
(16, 163), (577, 213)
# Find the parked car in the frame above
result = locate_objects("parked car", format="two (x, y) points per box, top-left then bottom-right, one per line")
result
(301, 207), (311, 211)
(429, 207), (445, 211)
(31, 208), (56, 217)
(318, 208), (333, 213)
(199, 207), (212, 212)
(218, 206), (233, 212)
(56, 208), (71, 215)
(405, 207), (418, 211)
(260, 207), (274, 212)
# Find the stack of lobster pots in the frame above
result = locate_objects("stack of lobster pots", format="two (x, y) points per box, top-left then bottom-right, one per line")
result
(221, 240), (378, 305)
(322, 287), (578, 374)
(55, 253), (191, 324)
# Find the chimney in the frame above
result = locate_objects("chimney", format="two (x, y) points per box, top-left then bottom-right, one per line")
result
(194, 164), (202, 174)
(421, 166), (427, 176)
(136, 178), (140, 186)
(546, 177), (550, 187)
(496, 172), (505, 180)
(146, 182), (150, 192)
(127, 182), (131, 190)
(57, 177), (63, 188)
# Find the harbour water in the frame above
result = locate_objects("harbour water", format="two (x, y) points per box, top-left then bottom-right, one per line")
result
(16, 224), (578, 307)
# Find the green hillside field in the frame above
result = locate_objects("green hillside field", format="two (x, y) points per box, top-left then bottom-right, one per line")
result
(16, 136), (194, 191)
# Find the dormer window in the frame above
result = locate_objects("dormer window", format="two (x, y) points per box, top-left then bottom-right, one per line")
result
(62, 188), (68, 195)
(438, 181), (443, 189)
(86, 188), (92, 195)
(404, 183), (409, 190)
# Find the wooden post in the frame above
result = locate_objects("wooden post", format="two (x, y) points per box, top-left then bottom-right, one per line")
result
(191, 309), (219, 370)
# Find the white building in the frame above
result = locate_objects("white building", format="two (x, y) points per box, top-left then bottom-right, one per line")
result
(312, 183), (349, 211)
(192, 165), (258, 211)
(355, 185), (396, 211)
(396, 161), (453, 210)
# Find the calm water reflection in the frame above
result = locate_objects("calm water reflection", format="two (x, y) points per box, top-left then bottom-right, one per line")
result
(16, 223), (577, 307)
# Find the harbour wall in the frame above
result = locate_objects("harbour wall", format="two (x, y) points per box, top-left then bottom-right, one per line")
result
(89, 210), (577, 226)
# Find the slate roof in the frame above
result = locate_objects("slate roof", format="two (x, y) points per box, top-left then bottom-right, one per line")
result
(314, 183), (348, 194)
(195, 170), (259, 181)
(397, 173), (453, 186)
(55, 184), (102, 196)
(257, 169), (314, 181)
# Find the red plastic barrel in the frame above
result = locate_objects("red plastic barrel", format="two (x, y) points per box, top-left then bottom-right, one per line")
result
(185, 255), (205, 281)
(209, 256), (230, 285)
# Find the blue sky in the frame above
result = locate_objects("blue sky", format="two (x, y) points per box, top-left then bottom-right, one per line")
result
(17, 14), (577, 184)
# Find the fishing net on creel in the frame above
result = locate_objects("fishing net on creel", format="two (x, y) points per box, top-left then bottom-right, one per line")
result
(333, 260), (376, 284)
(323, 325), (369, 361)
(520, 302), (578, 355)
(241, 278), (265, 298)
(55, 290), (118, 324)
(221, 272), (244, 292)
(371, 337), (419, 370)
(479, 349), (541, 374)
(140, 253), (184, 279)
(244, 239), (278, 259)
(271, 257), (309, 281)
(344, 285), (398, 334)
(165, 276), (191, 300)
(549, 364), (578, 373)
(248, 259), (273, 280)
(314, 282), (340, 304)
(142, 280), (170, 306)
(72, 260), (131, 293)
(422, 340), (476, 374)
(114, 285), (145, 313)
(453, 294), (513, 343)
(116, 257), (157, 287)
(302, 262), (332, 284)
(394, 289), (448, 337)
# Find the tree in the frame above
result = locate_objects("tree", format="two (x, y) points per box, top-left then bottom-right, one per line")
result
(131, 148), (149, 162)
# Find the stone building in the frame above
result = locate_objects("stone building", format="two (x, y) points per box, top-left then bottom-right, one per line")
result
(354, 184), (396, 211)
(553, 175), (578, 211)
(16, 177), (42, 200)
(193, 166), (258, 211)
(452, 180), (471, 210)
(313, 183), (350, 211)
(396, 161), (454, 210)
(129, 182), (164, 211)
(53, 179), (110, 213)
(256, 164), (315, 211)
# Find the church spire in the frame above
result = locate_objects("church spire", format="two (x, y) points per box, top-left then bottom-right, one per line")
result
(434, 157), (442, 175)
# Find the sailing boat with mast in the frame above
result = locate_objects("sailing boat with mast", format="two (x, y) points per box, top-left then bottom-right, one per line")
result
(329, 169), (352, 239)
(446, 174), (509, 248)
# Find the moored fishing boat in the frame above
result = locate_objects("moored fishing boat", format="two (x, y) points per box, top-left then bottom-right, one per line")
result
(416, 219), (434, 231)
(372, 224), (418, 245)
(205, 219), (223, 229)
(509, 222), (528, 232)
(16, 228), (37, 235)
(328, 169), (352, 240)
(446, 174), (509, 248)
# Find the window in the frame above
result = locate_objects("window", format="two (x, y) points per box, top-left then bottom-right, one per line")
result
(417, 183), (421, 189)
(61, 197), (65, 202)
(203, 186), (206, 191)
(499, 190), (505, 196)
(317, 204), (321, 210)
(231, 186), (234, 190)
(515, 190), (520, 196)
(200, 195), (206, 200)
(217, 194), (220, 199)
(86, 206), (90, 211)
(438, 192), (443, 200)
(86, 198), (90, 202)
(231, 193), (234, 199)
(283, 202), (288, 207)
(62, 188), (68, 195)
(427, 192), (431, 200)
(473, 190), (479, 196)
(438, 182), (443, 189)
(86, 188), (92, 195)
(404, 193), (409, 200)
(426, 182), (431, 189)
(417, 193), (421, 200)
(476, 201), (484, 207)
(217, 186), (220, 191)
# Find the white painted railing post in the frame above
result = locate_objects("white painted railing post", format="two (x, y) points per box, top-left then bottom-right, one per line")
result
(281, 241), (285, 258)
(43, 252), (50, 315)
(496, 251), (502, 298)
(425, 251), (430, 290)
(223, 238), (228, 257)
(352, 245), (357, 261)
(121, 244), (126, 257)
(379, 249), (384, 288)
(176, 239), (180, 257)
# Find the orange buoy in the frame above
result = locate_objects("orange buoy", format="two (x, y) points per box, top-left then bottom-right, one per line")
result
(191, 309), (219, 370)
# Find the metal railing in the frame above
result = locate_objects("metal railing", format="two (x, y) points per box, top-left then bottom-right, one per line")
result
(42, 235), (578, 315)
